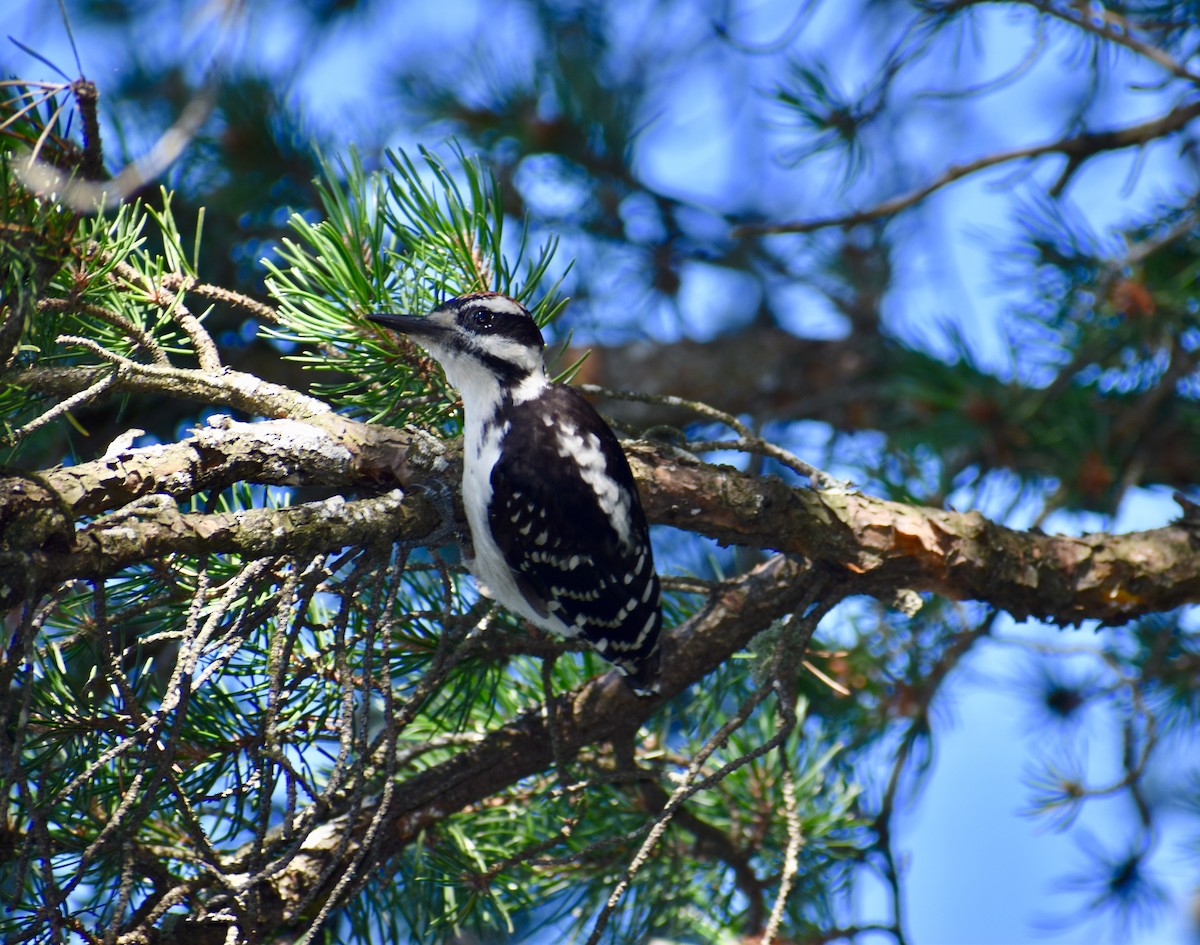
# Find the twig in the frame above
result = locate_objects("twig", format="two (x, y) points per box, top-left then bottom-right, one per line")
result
(762, 766), (802, 945)
(9, 356), (336, 423)
(1012, 0), (1200, 87)
(111, 260), (222, 372)
(733, 100), (1200, 236)
(585, 567), (837, 943)
(292, 554), (405, 942)
(4, 363), (117, 443)
(53, 333), (129, 364)
(580, 384), (842, 490)
(802, 658), (851, 697)
(0, 82), (68, 135)
(38, 297), (170, 365)
(1121, 204), (1200, 268)
(161, 274), (283, 325)
(872, 611), (998, 945)
(583, 679), (777, 944)
(14, 87), (217, 211)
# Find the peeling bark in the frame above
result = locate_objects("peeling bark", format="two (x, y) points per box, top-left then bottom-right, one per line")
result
(1, 417), (1197, 623)
(627, 443), (1200, 624)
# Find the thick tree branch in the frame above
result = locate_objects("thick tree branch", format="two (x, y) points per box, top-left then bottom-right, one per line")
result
(41, 415), (447, 517)
(58, 488), (433, 584)
(628, 442), (1200, 624)
(1, 414), (1195, 622)
(0, 415), (452, 607)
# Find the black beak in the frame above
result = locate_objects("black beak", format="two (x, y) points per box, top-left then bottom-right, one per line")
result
(367, 313), (445, 336)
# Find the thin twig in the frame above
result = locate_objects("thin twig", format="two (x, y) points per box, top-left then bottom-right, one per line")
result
(583, 680), (776, 944)
(586, 567), (840, 943)
(580, 384), (842, 489)
(734, 100), (1200, 236)
(1012, 0), (1200, 86)
(161, 274), (283, 325)
(4, 363), (117, 443)
(873, 611), (998, 945)
(111, 260), (222, 372)
(802, 658), (851, 696)
(1121, 204), (1200, 268)
(11, 352), (337, 422)
(762, 766), (802, 945)
(38, 297), (170, 365)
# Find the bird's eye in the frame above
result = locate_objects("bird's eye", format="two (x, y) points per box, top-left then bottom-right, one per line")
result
(471, 310), (494, 330)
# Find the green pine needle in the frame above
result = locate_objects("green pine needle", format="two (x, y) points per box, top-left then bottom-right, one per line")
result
(262, 143), (568, 427)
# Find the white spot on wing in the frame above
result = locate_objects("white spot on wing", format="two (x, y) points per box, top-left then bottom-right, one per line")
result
(513, 370), (550, 404)
(554, 425), (633, 544)
(634, 610), (657, 646)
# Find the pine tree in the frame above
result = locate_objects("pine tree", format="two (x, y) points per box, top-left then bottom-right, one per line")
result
(2, 2), (1198, 942)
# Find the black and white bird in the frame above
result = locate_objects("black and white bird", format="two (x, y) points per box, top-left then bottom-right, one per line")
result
(369, 293), (663, 695)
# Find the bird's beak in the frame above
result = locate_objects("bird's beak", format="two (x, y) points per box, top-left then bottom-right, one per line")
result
(367, 312), (447, 337)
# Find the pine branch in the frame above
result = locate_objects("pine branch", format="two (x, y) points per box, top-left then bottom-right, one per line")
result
(1, 413), (1195, 622)
(6, 361), (336, 427)
(118, 555), (833, 943)
(35, 488), (433, 589)
(1007, 0), (1200, 86)
(733, 99), (1200, 235)
(36, 415), (439, 517)
(627, 442), (1200, 624)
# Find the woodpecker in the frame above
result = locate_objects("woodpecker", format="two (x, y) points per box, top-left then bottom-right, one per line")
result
(369, 293), (662, 695)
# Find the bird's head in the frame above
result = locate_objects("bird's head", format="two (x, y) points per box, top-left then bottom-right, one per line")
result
(369, 293), (547, 392)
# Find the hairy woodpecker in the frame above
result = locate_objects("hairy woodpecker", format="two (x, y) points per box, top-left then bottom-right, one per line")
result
(369, 293), (663, 695)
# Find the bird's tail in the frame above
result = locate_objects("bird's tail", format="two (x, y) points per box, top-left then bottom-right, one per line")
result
(619, 645), (662, 697)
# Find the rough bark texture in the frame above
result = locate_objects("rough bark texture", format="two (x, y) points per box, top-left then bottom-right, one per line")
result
(626, 443), (1200, 624)
(1, 416), (1197, 622)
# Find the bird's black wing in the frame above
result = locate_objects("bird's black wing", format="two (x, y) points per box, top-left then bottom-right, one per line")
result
(488, 384), (661, 691)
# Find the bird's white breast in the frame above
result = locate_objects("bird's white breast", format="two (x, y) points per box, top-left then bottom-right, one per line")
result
(458, 375), (573, 634)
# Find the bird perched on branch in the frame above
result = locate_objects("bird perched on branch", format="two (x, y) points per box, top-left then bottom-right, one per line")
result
(369, 293), (663, 695)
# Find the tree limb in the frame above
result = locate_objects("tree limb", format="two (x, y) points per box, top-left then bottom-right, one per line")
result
(628, 442), (1200, 624)
(1008, 0), (1200, 87)
(732, 100), (1200, 236)
(39, 415), (445, 518)
(1, 412), (1195, 623)
(7, 362), (338, 425)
